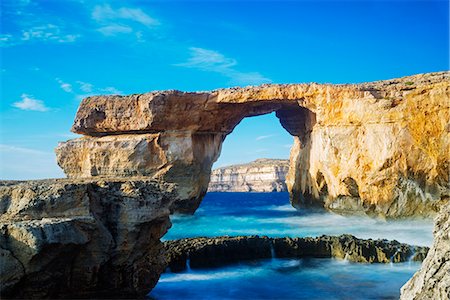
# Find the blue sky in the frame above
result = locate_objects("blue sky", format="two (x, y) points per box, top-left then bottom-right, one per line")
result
(0, 0), (448, 179)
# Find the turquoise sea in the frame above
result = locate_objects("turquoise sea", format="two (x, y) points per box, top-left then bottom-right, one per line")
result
(151, 192), (433, 299)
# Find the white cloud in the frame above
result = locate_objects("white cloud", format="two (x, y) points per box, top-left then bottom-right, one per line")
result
(92, 4), (159, 39)
(255, 134), (276, 141)
(175, 47), (271, 86)
(56, 78), (73, 93)
(76, 81), (93, 93)
(92, 4), (159, 27)
(101, 87), (122, 94)
(21, 24), (80, 43)
(0, 34), (14, 47)
(71, 81), (123, 100)
(12, 94), (49, 112)
(98, 24), (133, 36)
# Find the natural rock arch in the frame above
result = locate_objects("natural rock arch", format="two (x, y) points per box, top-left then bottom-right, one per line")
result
(56, 71), (449, 218)
(1, 71), (448, 299)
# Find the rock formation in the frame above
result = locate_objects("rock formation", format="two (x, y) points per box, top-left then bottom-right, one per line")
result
(208, 158), (289, 192)
(401, 201), (450, 300)
(0, 178), (177, 299)
(164, 235), (428, 272)
(57, 71), (449, 218)
(2, 72), (448, 298)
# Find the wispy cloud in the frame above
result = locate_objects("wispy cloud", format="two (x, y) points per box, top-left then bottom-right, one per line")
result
(71, 81), (123, 100)
(76, 81), (93, 93)
(56, 78), (73, 93)
(175, 47), (271, 86)
(1, 24), (80, 47)
(255, 134), (276, 141)
(21, 24), (80, 43)
(0, 144), (50, 155)
(97, 24), (133, 36)
(12, 94), (49, 112)
(0, 34), (14, 47)
(92, 4), (159, 38)
(92, 4), (159, 27)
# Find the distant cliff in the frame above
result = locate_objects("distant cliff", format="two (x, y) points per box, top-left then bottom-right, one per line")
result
(208, 159), (289, 192)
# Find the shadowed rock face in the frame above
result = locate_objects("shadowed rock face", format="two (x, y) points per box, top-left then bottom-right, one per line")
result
(58, 71), (449, 217)
(164, 235), (429, 272)
(401, 202), (450, 300)
(0, 179), (177, 299)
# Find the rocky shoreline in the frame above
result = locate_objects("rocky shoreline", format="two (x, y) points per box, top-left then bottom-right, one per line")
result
(164, 235), (428, 272)
(0, 178), (177, 299)
(1, 72), (449, 299)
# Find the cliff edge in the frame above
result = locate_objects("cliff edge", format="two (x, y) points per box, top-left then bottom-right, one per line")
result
(208, 158), (289, 192)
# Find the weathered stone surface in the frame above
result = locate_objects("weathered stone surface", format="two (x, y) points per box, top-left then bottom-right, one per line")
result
(58, 71), (449, 218)
(401, 201), (450, 300)
(164, 235), (428, 272)
(56, 132), (223, 214)
(0, 178), (177, 299)
(208, 159), (289, 192)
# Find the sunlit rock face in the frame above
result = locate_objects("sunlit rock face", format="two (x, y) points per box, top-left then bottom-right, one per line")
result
(401, 202), (450, 299)
(56, 132), (223, 214)
(58, 71), (449, 217)
(208, 159), (289, 192)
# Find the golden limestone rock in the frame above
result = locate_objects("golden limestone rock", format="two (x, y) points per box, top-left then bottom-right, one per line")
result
(57, 71), (449, 217)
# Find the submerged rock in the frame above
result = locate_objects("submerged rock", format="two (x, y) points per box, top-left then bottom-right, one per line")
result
(401, 201), (450, 300)
(208, 159), (289, 192)
(0, 179), (177, 299)
(164, 235), (428, 272)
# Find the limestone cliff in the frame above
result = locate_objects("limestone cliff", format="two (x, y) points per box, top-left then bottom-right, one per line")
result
(401, 201), (450, 300)
(0, 178), (177, 298)
(208, 159), (289, 192)
(57, 71), (449, 218)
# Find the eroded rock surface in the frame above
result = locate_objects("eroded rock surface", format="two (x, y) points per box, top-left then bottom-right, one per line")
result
(164, 235), (428, 272)
(401, 201), (450, 300)
(208, 159), (289, 192)
(58, 71), (449, 217)
(0, 179), (177, 299)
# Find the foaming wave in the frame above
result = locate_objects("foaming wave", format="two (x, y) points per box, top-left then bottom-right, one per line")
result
(159, 272), (242, 283)
(265, 204), (297, 212)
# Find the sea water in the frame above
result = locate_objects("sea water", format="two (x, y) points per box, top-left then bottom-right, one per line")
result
(151, 192), (433, 299)
(164, 192), (433, 246)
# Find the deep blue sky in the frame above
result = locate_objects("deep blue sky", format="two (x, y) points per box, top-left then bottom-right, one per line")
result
(1, 0), (448, 179)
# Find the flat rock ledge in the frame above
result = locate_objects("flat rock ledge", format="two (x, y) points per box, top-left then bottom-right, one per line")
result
(164, 235), (428, 272)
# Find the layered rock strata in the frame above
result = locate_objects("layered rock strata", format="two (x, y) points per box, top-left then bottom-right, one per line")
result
(57, 71), (449, 218)
(164, 235), (428, 272)
(0, 178), (177, 299)
(401, 201), (450, 299)
(208, 159), (289, 192)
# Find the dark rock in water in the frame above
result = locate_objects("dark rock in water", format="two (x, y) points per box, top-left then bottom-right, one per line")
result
(164, 235), (429, 272)
(401, 201), (450, 300)
(0, 178), (177, 299)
